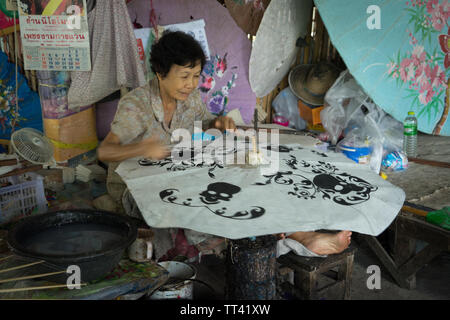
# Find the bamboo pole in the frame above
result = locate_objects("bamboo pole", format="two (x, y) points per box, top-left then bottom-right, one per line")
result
(0, 261), (45, 274)
(0, 256), (13, 263)
(0, 283), (87, 293)
(16, 32), (24, 71)
(7, 34), (15, 63)
(326, 36), (331, 62)
(31, 70), (38, 92)
(0, 271), (66, 284)
(432, 79), (449, 135)
(304, 11), (313, 65)
(2, 36), (8, 56)
(313, 13), (324, 63)
(320, 22), (328, 61)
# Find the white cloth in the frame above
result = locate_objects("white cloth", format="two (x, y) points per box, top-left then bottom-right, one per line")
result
(116, 141), (405, 239)
(276, 238), (326, 258)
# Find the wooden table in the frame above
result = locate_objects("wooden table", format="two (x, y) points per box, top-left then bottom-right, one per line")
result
(358, 202), (449, 289)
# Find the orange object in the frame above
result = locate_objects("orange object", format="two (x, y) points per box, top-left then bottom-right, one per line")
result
(306, 123), (325, 132)
(43, 107), (98, 162)
(298, 100), (324, 125)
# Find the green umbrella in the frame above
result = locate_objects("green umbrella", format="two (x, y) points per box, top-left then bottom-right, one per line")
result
(0, 0), (17, 18)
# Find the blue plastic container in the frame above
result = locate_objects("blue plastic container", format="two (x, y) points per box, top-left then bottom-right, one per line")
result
(339, 145), (371, 163)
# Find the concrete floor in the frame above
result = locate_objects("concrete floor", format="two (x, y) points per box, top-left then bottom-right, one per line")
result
(191, 236), (450, 300)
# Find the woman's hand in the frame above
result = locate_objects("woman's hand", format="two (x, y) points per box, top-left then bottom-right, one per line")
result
(98, 132), (170, 162)
(138, 136), (170, 160)
(213, 116), (236, 131)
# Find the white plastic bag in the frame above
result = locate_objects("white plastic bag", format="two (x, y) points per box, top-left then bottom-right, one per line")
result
(321, 70), (369, 145)
(324, 71), (403, 173)
(272, 87), (306, 130)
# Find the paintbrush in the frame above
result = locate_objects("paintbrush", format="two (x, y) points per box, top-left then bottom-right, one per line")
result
(253, 108), (259, 148)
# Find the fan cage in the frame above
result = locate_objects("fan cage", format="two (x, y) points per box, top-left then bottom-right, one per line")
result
(10, 128), (54, 165)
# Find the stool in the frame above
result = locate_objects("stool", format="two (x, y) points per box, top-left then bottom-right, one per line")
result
(277, 245), (356, 300)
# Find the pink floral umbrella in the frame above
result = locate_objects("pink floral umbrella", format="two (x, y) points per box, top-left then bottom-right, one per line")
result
(315, 0), (449, 135)
(152, 0), (257, 124)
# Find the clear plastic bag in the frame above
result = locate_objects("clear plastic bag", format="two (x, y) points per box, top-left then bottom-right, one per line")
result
(320, 70), (368, 145)
(382, 151), (408, 172)
(272, 87), (306, 130)
(326, 71), (403, 173)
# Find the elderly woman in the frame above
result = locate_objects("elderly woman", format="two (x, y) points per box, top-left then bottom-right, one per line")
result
(98, 31), (236, 260)
(98, 31), (351, 261)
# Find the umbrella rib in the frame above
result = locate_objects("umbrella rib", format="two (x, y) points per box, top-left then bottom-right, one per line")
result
(0, 261), (45, 274)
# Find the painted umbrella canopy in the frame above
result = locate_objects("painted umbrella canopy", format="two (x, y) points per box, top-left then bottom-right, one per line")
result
(249, 0), (313, 98)
(0, 0), (16, 18)
(224, 0), (271, 36)
(0, 0), (19, 36)
(153, 0), (257, 124)
(314, 0), (450, 135)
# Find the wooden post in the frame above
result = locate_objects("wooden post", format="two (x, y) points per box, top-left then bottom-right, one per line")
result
(293, 268), (316, 300)
(338, 253), (354, 300)
(225, 235), (278, 299)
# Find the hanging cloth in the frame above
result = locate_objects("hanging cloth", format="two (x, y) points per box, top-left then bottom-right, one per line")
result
(67, 0), (146, 110)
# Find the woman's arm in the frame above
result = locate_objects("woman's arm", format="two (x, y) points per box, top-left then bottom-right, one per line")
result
(97, 132), (170, 162)
(210, 116), (236, 131)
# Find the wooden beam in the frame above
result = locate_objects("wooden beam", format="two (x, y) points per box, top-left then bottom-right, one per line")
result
(313, 13), (324, 63)
(358, 234), (414, 289)
(398, 244), (444, 278)
(0, 165), (43, 179)
(408, 157), (450, 168)
(397, 213), (450, 250)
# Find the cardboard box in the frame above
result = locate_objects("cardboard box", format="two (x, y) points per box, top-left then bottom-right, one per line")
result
(43, 107), (98, 162)
(298, 100), (324, 125)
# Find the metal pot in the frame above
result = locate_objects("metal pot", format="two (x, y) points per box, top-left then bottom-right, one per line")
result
(7, 209), (138, 283)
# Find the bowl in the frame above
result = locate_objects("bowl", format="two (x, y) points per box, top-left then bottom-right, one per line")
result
(7, 209), (138, 283)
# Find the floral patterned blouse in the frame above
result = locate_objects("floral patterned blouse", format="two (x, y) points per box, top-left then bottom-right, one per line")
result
(111, 77), (215, 145)
(107, 77), (216, 205)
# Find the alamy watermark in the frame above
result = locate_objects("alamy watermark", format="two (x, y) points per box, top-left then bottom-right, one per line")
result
(169, 121), (280, 173)
(66, 265), (81, 289)
(366, 265), (381, 290)
(367, 5), (381, 30)
(66, 5), (81, 30)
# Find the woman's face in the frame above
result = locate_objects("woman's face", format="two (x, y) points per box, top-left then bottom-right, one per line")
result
(157, 61), (202, 102)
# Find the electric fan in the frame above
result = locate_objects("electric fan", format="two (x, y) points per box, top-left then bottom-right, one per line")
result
(10, 128), (54, 165)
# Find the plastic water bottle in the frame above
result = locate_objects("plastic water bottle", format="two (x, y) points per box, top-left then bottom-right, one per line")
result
(403, 111), (417, 158)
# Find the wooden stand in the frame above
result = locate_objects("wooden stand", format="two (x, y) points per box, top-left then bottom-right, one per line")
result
(225, 235), (278, 299)
(277, 246), (356, 300)
(360, 204), (450, 289)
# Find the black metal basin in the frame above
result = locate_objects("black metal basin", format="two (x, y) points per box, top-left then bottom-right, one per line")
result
(7, 209), (138, 283)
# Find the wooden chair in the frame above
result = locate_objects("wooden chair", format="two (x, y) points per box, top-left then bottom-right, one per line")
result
(277, 245), (356, 300)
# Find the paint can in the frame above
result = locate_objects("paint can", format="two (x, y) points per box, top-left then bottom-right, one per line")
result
(149, 261), (197, 300)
